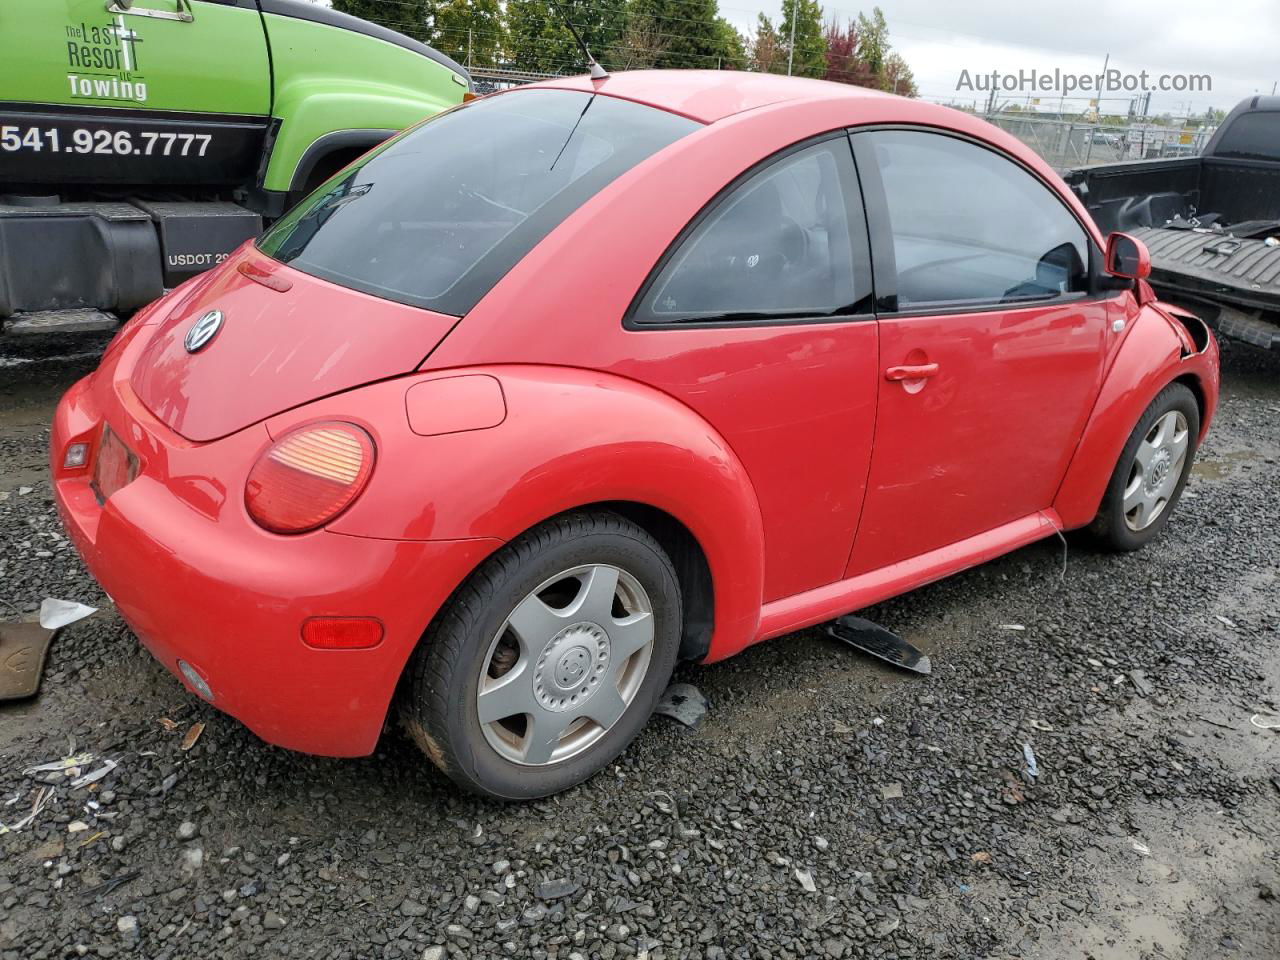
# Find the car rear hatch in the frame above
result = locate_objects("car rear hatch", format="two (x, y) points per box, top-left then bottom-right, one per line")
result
(131, 88), (699, 442)
(130, 246), (458, 442)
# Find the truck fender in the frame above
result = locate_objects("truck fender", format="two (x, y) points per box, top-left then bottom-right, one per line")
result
(288, 128), (397, 193)
(263, 89), (453, 193)
(292, 365), (768, 664)
(1053, 305), (1216, 528)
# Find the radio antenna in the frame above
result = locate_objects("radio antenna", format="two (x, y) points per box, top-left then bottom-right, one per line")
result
(551, 0), (608, 79)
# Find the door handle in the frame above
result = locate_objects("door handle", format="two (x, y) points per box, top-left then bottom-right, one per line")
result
(885, 363), (940, 381)
(107, 1), (195, 22)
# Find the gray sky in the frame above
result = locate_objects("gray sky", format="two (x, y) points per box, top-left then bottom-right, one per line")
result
(309, 0), (1276, 116)
(721, 0), (1279, 115)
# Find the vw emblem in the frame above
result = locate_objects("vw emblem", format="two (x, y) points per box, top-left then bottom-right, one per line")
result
(184, 310), (223, 353)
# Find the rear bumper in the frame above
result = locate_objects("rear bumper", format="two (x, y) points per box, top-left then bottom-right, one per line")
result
(51, 360), (498, 757)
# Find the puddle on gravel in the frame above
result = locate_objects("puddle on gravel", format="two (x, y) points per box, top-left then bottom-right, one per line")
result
(1192, 447), (1269, 481)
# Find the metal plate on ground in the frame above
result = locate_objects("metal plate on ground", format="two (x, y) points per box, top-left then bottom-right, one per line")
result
(654, 682), (710, 729)
(826, 615), (932, 675)
(0, 622), (56, 701)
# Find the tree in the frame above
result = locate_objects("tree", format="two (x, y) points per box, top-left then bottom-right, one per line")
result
(822, 17), (874, 86)
(778, 0), (825, 78)
(608, 12), (669, 69)
(331, 0), (432, 43)
(506, 0), (626, 73)
(432, 0), (504, 68)
(855, 6), (887, 76)
(629, 0), (729, 70)
(881, 51), (917, 97)
(822, 7), (917, 97)
(712, 17), (749, 69)
(750, 14), (785, 74)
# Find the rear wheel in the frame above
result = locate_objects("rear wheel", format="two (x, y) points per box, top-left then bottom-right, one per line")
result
(400, 510), (682, 799)
(1090, 382), (1200, 551)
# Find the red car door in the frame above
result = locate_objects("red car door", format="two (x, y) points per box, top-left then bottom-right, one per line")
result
(846, 129), (1110, 577)
(624, 134), (879, 601)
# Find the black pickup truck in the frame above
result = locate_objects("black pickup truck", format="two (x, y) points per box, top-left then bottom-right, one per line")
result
(1064, 96), (1280, 350)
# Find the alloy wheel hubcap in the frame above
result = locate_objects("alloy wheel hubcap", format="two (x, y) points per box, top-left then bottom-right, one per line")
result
(476, 564), (654, 766)
(534, 622), (610, 711)
(1123, 410), (1190, 532)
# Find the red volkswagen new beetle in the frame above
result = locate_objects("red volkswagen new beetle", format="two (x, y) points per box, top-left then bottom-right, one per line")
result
(52, 71), (1218, 798)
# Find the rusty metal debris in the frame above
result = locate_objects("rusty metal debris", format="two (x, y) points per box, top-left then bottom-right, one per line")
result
(0, 621), (56, 701)
(181, 721), (206, 751)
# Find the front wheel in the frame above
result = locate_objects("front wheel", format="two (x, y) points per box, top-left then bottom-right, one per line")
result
(400, 511), (682, 800)
(1089, 382), (1200, 551)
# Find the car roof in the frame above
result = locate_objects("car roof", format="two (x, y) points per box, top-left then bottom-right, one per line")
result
(515, 70), (1104, 249)
(524, 69), (895, 124)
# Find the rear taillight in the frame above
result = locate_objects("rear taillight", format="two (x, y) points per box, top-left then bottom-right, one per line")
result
(245, 421), (375, 534)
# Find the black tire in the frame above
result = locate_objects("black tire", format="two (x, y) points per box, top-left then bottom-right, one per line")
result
(400, 510), (682, 800)
(1089, 382), (1200, 551)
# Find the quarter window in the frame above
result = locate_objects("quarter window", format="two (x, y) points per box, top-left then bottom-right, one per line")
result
(632, 138), (866, 324)
(866, 130), (1090, 310)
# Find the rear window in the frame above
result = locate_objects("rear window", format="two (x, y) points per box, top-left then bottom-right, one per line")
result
(1212, 111), (1280, 161)
(258, 90), (699, 316)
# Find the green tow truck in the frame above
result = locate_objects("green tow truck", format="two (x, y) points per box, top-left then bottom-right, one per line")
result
(0, 0), (470, 335)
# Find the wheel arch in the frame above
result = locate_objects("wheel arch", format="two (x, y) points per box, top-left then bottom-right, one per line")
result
(1053, 306), (1219, 528)
(286, 128), (396, 195)
(312, 364), (767, 671)
(589, 501), (715, 662)
(404, 500), (716, 666)
(1173, 371), (1209, 438)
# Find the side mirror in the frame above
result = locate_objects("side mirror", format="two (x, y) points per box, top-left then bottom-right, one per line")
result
(1105, 232), (1151, 280)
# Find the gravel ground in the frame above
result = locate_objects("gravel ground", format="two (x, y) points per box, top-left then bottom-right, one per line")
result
(1, 336), (1278, 960)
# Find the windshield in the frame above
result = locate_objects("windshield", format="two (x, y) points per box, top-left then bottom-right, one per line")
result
(258, 90), (700, 316)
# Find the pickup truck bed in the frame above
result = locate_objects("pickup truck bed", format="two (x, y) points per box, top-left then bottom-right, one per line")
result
(1064, 96), (1280, 350)
(1130, 226), (1280, 348)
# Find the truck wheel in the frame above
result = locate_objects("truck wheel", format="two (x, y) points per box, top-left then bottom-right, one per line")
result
(400, 510), (682, 800)
(1089, 382), (1200, 551)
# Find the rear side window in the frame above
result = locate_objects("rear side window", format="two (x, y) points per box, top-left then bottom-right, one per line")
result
(632, 138), (867, 324)
(1212, 111), (1280, 161)
(258, 91), (699, 316)
(866, 130), (1089, 310)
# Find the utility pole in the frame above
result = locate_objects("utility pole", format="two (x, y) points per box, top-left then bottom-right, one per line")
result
(786, 0), (796, 76)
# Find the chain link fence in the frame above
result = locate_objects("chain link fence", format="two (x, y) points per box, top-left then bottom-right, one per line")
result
(984, 114), (1217, 170)
(470, 67), (568, 95)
